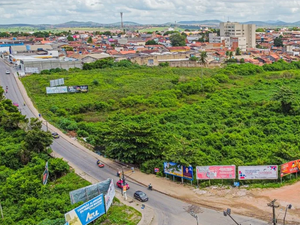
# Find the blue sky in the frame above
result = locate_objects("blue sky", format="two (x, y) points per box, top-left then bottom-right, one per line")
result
(0, 0), (299, 24)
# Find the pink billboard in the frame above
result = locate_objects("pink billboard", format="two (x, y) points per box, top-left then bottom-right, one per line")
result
(196, 165), (236, 180)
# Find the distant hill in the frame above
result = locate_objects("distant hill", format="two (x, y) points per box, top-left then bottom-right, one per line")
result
(178, 20), (222, 25)
(0, 20), (300, 28)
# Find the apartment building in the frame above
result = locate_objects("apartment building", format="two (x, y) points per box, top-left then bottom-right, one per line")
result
(220, 22), (256, 50)
(209, 33), (230, 48)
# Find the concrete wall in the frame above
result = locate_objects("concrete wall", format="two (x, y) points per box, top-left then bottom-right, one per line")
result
(23, 60), (82, 73)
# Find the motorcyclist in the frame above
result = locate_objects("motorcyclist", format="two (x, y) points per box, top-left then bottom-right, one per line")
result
(97, 159), (100, 165)
(148, 183), (152, 190)
(117, 171), (120, 177)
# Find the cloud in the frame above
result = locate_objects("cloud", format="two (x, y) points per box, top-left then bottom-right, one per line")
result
(0, 0), (299, 24)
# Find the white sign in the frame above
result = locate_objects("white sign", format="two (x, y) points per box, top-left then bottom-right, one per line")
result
(25, 67), (39, 74)
(104, 179), (115, 211)
(238, 165), (278, 180)
(46, 86), (68, 94)
(50, 78), (65, 87)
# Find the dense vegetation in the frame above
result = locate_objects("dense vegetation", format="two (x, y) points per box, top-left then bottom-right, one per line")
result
(22, 60), (300, 177)
(0, 88), (140, 224)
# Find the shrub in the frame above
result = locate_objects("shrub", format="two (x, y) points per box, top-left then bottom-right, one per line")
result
(213, 74), (229, 83)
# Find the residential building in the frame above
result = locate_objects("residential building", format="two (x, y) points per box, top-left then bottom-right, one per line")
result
(220, 22), (256, 49)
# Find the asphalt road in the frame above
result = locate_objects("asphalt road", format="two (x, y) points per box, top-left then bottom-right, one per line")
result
(0, 60), (268, 225)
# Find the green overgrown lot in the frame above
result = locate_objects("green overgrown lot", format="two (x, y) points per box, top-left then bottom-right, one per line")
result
(22, 61), (300, 177)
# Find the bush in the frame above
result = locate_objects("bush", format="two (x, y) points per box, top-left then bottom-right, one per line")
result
(77, 129), (89, 137)
(213, 74), (229, 83)
(141, 159), (164, 174)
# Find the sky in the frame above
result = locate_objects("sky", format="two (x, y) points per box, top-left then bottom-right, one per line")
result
(0, 0), (300, 24)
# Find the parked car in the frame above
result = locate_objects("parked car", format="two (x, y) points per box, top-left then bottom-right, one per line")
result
(116, 179), (130, 190)
(13, 102), (19, 107)
(51, 132), (60, 139)
(6, 70), (10, 74)
(134, 191), (148, 202)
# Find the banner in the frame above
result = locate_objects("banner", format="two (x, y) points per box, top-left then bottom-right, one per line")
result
(280, 159), (300, 177)
(164, 162), (183, 177)
(68, 85), (88, 93)
(46, 86), (68, 94)
(238, 165), (278, 180)
(196, 166), (236, 180)
(65, 194), (105, 225)
(42, 161), (49, 185)
(104, 179), (115, 211)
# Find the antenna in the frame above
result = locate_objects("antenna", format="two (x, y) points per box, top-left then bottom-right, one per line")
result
(120, 12), (124, 31)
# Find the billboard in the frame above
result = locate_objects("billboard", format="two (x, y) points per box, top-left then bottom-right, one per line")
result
(104, 179), (115, 211)
(50, 78), (65, 87)
(46, 86), (68, 94)
(196, 166), (236, 180)
(68, 85), (88, 93)
(65, 194), (105, 225)
(42, 161), (49, 185)
(182, 166), (193, 181)
(164, 162), (193, 180)
(238, 165), (278, 180)
(280, 159), (300, 177)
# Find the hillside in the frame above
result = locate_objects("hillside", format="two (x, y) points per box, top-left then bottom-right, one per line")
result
(22, 60), (300, 179)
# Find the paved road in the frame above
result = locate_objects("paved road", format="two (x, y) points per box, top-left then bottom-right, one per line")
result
(0, 60), (268, 225)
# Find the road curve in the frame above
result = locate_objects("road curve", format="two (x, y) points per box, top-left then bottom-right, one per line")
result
(0, 60), (268, 225)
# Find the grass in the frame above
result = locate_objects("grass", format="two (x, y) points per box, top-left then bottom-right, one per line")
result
(96, 198), (141, 225)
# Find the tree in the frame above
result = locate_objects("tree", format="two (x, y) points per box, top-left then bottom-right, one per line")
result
(240, 58), (245, 63)
(87, 36), (93, 43)
(256, 28), (265, 32)
(272, 86), (295, 114)
(145, 40), (157, 45)
(67, 35), (74, 41)
(169, 33), (186, 46)
(199, 51), (207, 66)
(103, 31), (112, 36)
(235, 47), (241, 55)
(189, 56), (198, 61)
(22, 130), (53, 154)
(274, 37), (283, 47)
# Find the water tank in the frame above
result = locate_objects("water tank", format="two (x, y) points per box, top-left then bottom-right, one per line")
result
(26, 45), (31, 51)
(13, 37), (17, 40)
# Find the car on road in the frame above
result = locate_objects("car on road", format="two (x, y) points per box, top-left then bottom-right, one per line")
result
(13, 102), (19, 107)
(51, 132), (60, 139)
(134, 191), (148, 202)
(6, 70), (10, 74)
(116, 179), (130, 190)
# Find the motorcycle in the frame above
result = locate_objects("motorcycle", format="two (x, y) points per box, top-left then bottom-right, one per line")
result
(97, 161), (105, 168)
(148, 185), (153, 191)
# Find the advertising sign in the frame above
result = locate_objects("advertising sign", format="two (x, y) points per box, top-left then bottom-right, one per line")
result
(238, 165), (278, 180)
(182, 166), (193, 181)
(154, 168), (159, 173)
(42, 161), (49, 185)
(164, 162), (193, 180)
(280, 159), (300, 177)
(164, 162), (183, 177)
(65, 194), (105, 225)
(68, 85), (88, 93)
(46, 86), (68, 94)
(196, 166), (236, 180)
(50, 78), (65, 87)
(104, 179), (115, 212)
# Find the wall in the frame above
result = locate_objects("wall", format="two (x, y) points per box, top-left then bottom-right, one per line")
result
(22, 60), (82, 73)
(131, 53), (190, 66)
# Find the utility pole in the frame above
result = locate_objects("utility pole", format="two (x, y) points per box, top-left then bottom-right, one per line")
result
(267, 199), (279, 225)
(283, 204), (292, 225)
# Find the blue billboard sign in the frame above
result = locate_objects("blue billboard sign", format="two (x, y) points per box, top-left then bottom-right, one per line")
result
(164, 162), (193, 181)
(65, 194), (105, 225)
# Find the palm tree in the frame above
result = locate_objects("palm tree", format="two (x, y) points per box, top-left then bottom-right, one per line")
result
(199, 51), (208, 67)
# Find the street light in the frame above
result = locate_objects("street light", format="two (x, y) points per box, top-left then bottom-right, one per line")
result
(223, 208), (241, 225)
(283, 204), (292, 225)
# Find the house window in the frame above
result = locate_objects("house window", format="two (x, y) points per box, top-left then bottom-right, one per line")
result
(148, 59), (154, 65)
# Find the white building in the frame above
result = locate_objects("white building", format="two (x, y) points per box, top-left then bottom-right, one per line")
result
(209, 33), (230, 47)
(220, 22), (256, 49)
